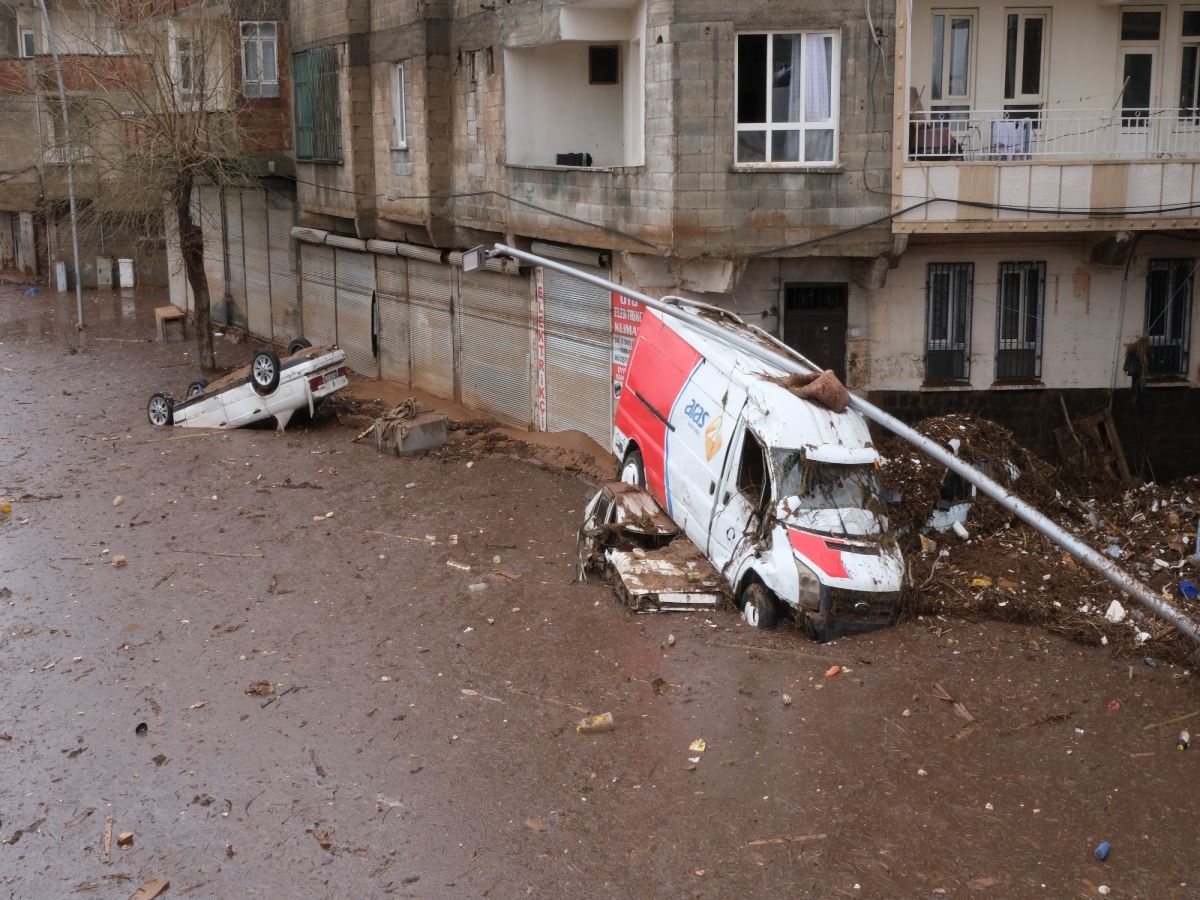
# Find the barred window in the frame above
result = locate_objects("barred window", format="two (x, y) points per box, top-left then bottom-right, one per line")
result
(1145, 259), (1194, 377)
(995, 261), (1045, 381)
(924, 262), (973, 381)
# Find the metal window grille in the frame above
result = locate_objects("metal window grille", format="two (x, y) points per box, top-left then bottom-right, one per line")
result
(1145, 259), (1194, 377)
(995, 261), (1045, 380)
(924, 262), (973, 381)
(293, 46), (342, 163)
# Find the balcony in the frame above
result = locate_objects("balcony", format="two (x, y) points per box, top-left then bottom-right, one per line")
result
(43, 145), (92, 165)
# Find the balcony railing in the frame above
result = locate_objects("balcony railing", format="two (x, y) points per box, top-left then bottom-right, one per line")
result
(908, 107), (1200, 162)
(43, 146), (93, 165)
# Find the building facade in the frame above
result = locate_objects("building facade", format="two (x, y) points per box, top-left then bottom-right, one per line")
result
(879, 0), (1200, 476)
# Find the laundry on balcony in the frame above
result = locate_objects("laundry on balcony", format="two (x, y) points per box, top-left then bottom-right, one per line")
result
(988, 119), (1032, 161)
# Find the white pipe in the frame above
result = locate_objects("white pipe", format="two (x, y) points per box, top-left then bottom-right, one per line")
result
(488, 243), (1200, 645)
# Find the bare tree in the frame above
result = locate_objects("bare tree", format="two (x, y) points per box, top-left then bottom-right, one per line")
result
(41, 0), (256, 371)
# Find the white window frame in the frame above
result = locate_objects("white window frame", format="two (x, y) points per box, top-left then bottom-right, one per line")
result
(733, 29), (840, 168)
(391, 61), (407, 150)
(1179, 7), (1200, 118)
(1003, 10), (1050, 104)
(19, 26), (35, 58)
(176, 37), (202, 96)
(240, 21), (279, 99)
(930, 9), (977, 106)
(1118, 7), (1163, 124)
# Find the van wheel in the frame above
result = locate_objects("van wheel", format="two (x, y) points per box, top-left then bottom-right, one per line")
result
(741, 582), (778, 630)
(619, 448), (645, 487)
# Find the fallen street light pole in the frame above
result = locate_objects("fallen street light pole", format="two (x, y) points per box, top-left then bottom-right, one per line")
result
(471, 243), (1200, 646)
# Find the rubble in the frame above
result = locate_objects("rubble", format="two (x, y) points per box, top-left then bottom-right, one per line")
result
(880, 414), (1200, 667)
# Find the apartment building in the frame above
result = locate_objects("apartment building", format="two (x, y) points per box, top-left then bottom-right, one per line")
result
(286, 0), (895, 445)
(879, 1), (1200, 474)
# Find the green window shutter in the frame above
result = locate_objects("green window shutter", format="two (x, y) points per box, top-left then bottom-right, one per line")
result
(292, 50), (314, 160)
(292, 46), (341, 163)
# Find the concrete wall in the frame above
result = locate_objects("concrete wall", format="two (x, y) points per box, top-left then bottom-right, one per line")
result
(868, 235), (1200, 392)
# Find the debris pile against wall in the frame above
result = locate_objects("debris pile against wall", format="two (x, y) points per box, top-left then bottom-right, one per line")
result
(880, 414), (1200, 668)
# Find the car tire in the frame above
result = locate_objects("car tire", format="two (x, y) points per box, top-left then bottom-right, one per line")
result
(250, 350), (281, 395)
(741, 581), (778, 630)
(619, 447), (645, 487)
(186, 380), (207, 399)
(147, 392), (174, 427)
(287, 337), (312, 356)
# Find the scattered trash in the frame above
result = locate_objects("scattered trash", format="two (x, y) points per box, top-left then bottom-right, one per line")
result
(245, 681), (274, 696)
(825, 665), (842, 678)
(102, 815), (114, 863)
(112, 554), (128, 568)
(468, 583), (487, 594)
(688, 738), (706, 754)
(782, 693), (792, 706)
(666, 633), (676, 647)
(226, 843), (236, 857)
(576, 712), (615, 734)
(525, 816), (546, 832)
(152, 754), (166, 767)
(447, 561), (471, 571)
(189, 701), (207, 710)
(1093, 841), (1111, 861)
(134, 722), (147, 736)
(0, 498), (10, 514)
(1104, 544), (1123, 559)
(129, 877), (170, 900)
(1104, 600), (1127, 624)
(112, 495), (124, 507)
(117, 832), (134, 848)
(1181, 580), (1199, 601)
(1178, 730), (1190, 751)
(917, 768), (928, 777)
(967, 575), (993, 588)
(951, 520), (970, 541)
(1144, 657), (1158, 669)
(919, 534), (937, 553)
(1108, 699), (1121, 712)
(1098, 887), (1110, 897)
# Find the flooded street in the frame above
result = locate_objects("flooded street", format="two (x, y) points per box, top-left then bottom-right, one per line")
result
(2, 285), (1199, 899)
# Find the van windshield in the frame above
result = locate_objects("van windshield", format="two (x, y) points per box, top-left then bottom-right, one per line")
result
(771, 451), (884, 513)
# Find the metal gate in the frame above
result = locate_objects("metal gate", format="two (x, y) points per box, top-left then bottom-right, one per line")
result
(266, 190), (300, 343)
(333, 248), (378, 378)
(408, 258), (455, 399)
(224, 192), (248, 329)
(242, 189), (273, 340)
(458, 268), (532, 425)
(375, 255), (410, 384)
(300, 243), (336, 347)
(542, 264), (613, 445)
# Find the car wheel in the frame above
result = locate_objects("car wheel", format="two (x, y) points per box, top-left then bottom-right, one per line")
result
(619, 448), (645, 487)
(250, 350), (281, 395)
(186, 380), (207, 399)
(287, 337), (312, 356)
(147, 392), (173, 427)
(741, 581), (778, 630)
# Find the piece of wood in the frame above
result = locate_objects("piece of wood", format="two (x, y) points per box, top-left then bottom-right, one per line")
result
(169, 548), (263, 559)
(138, 431), (225, 445)
(102, 816), (114, 864)
(363, 530), (423, 543)
(1143, 708), (1200, 732)
(129, 878), (169, 900)
(747, 833), (827, 848)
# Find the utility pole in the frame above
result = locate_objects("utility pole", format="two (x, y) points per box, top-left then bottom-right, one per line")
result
(35, 0), (85, 330)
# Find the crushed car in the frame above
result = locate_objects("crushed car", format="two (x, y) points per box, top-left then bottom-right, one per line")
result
(609, 305), (904, 641)
(147, 338), (349, 432)
(578, 482), (727, 612)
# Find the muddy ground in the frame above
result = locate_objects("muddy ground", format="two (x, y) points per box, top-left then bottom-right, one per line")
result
(2, 285), (1200, 899)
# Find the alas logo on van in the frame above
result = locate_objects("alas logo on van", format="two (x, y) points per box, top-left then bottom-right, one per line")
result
(704, 416), (724, 461)
(683, 399), (710, 428)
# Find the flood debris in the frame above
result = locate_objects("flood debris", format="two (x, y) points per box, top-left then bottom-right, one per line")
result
(116, 832), (134, 848)
(245, 681), (274, 697)
(576, 712), (615, 734)
(128, 878), (169, 900)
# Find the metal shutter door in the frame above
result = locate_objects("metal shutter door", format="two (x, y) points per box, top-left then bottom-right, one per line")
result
(542, 265), (612, 445)
(408, 258), (454, 399)
(458, 268), (531, 425)
(376, 255), (410, 384)
(242, 189), (272, 340)
(198, 184), (227, 325)
(224, 191), (248, 329)
(165, 199), (190, 312)
(334, 248), (378, 378)
(300, 243), (336, 348)
(266, 191), (299, 343)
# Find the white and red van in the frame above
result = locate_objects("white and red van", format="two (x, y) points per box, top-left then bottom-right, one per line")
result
(612, 306), (903, 639)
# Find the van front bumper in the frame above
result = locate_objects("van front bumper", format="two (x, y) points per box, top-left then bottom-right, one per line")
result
(803, 587), (900, 640)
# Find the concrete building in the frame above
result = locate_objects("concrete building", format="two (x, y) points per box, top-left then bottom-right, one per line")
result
(879, 0), (1200, 476)
(286, 0), (896, 445)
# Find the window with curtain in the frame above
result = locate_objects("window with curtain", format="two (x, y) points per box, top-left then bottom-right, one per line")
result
(735, 31), (838, 165)
(931, 11), (975, 104)
(241, 22), (279, 98)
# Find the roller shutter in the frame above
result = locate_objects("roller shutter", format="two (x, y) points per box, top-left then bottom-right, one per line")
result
(334, 248), (378, 378)
(266, 190), (300, 343)
(242, 189), (273, 340)
(408, 258), (454, 400)
(198, 184), (227, 325)
(300, 242), (336, 348)
(542, 265), (613, 445)
(375, 254), (410, 384)
(224, 191), (248, 329)
(458, 268), (532, 425)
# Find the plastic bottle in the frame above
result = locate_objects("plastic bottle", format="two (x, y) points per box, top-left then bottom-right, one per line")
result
(1178, 730), (1190, 751)
(1094, 841), (1111, 861)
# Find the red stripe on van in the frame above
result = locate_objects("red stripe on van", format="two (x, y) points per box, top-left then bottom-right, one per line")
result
(787, 528), (849, 579)
(614, 312), (703, 506)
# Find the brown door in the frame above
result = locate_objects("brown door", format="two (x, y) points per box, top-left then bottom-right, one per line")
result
(783, 283), (848, 381)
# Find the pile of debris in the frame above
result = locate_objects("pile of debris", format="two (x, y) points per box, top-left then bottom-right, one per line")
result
(879, 414), (1200, 668)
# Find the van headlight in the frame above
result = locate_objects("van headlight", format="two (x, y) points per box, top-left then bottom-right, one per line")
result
(794, 557), (824, 611)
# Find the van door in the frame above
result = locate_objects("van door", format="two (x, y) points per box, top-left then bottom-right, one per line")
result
(707, 419), (772, 576)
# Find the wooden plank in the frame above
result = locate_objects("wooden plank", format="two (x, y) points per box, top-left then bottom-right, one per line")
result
(129, 879), (170, 900)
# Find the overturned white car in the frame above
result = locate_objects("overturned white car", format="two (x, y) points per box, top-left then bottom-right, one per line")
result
(147, 339), (349, 431)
